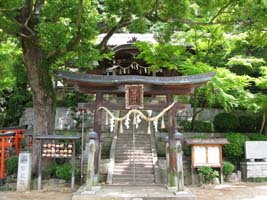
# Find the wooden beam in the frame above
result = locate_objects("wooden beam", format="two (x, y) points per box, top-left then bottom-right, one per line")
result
(78, 101), (189, 111)
(77, 85), (194, 95)
(93, 93), (102, 177)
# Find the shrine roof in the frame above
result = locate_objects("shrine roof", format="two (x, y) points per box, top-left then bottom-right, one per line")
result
(35, 135), (80, 140)
(55, 70), (216, 86)
(185, 138), (229, 145)
(97, 33), (157, 46)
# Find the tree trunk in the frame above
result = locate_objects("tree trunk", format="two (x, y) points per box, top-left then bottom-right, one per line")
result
(22, 37), (56, 173)
(260, 110), (266, 134)
(190, 88), (204, 131)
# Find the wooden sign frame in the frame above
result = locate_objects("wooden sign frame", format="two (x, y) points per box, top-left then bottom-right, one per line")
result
(125, 84), (144, 109)
(191, 144), (222, 168)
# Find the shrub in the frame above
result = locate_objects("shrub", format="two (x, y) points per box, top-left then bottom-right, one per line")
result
(214, 113), (239, 132)
(198, 166), (219, 184)
(5, 156), (18, 175)
(223, 133), (249, 164)
(223, 161), (235, 177)
(180, 120), (213, 132)
(42, 163), (56, 179)
(248, 134), (267, 141)
(238, 115), (258, 133)
(56, 162), (77, 181)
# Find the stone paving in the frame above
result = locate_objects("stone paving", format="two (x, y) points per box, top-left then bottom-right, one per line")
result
(189, 182), (267, 200)
(1, 183), (267, 200)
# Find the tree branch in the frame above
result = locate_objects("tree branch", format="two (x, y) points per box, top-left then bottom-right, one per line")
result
(76, 0), (83, 41)
(0, 6), (24, 13)
(34, 0), (45, 15)
(209, 1), (234, 23)
(97, 17), (132, 51)
(65, 0), (84, 52)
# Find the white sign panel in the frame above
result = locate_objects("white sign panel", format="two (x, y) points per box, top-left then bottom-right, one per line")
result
(245, 141), (267, 160)
(193, 146), (221, 167)
(207, 146), (220, 166)
(193, 146), (206, 166)
(17, 152), (31, 192)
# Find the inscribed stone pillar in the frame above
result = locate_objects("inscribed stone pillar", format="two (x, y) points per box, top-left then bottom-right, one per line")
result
(85, 140), (96, 191)
(17, 152), (32, 192)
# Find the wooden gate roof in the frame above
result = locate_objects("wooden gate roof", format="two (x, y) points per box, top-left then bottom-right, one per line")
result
(55, 70), (215, 95)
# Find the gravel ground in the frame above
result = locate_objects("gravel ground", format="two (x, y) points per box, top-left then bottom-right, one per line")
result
(189, 182), (267, 200)
(0, 183), (267, 200)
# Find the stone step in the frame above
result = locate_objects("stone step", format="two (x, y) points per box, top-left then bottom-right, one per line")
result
(113, 170), (154, 175)
(114, 164), (153, 168)
(114, 162), (153, 166)
(115, 157), (153, 162)
(115, 153), (152, 156)
(115, 156), (153, 160)
(114, 164), (154, 171)
(113, 171), (154, 175)
(115, 152), (152, 155)
(115, 149), (152, 152)
(115, 162), (153, 168)
(112, 177), (155, 183)
(116, 140), (150, 143)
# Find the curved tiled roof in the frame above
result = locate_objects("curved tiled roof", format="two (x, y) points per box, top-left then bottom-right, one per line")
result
(55, 70), (216, 86)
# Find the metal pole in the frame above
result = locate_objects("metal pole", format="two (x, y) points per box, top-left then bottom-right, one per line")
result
(132, 112), (136, 185)
(0, 139), (5, 181)
(37, 140), (43, 190)
(80, 110), (85, 184)
(71, 140), (76, 189)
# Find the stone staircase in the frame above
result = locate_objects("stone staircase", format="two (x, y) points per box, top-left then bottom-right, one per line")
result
(112, 120), (156, 185)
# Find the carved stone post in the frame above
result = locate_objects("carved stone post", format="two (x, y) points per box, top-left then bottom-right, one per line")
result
(85, 131), (96, 192)
(175, 131), (185, 193)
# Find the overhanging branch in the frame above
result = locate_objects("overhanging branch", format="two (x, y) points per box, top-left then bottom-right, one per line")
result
(97, 17), (132, 51)
(209, 1), (234, 23)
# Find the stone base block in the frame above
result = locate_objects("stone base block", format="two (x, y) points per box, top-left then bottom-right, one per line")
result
(241, 162), (267, 179)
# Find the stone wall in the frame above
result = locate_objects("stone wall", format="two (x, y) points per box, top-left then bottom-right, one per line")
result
(20, 107), (94, 130)
(241, 162), (267, 179)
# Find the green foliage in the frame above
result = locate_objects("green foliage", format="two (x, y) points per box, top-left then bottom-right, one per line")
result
(247, 177), (267, 183)
(248, 134), (267, 141)
(135, 42), (187, 72)
(190, 135), (209, 139)
(42, 163), (56, 179)
(223, 133), (249, 164)
(238, 115), (260, 133)
(180, 120), (213, 133)
(226, 56), (265, 76)
(101, 139), (112, 159)
(223, 161), (235, 177)
(198, 166), (219, 184)
(5, 156), (18, 175)
(206, 68), (251, 112)
(56, 92), (93, 107)
(214, 113), (239, 132)
(55, 162), (77, 181)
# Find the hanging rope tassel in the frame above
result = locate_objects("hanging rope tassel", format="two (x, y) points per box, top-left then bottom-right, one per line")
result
(133, 113), (137, 125)
(119, 120), (124, 134)
(161, 115), (165, 129)
(153, 119), (158, 133)
(147, 110), (152, 134)
(105, 111), (109, 126)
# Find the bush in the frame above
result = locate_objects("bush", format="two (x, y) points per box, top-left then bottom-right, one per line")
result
(42, 163), (56, 179)
(55, 162), (77, 181)
(5, 156), (18, 175)
(238, 115), (258, 133)
(198, 166), (219, 184)
(214, 113), (239, 132)
(180, 120), (213, 132)
(223, 161), (235, 177)
(223, 133), (249, 164)
(248, 134), (267, 141)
